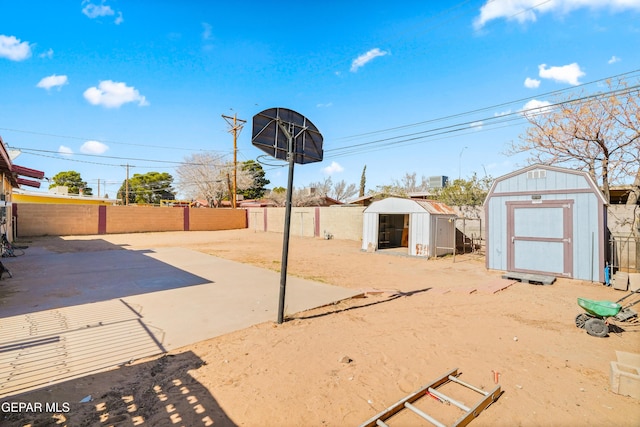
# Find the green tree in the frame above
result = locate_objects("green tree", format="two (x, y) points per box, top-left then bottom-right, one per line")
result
(49, 171), (93, 195)
(433, 173), (493, 207)
(238, 160), (270, 200)
(359, 165), (367, 197)
(117, 172), (175, 205)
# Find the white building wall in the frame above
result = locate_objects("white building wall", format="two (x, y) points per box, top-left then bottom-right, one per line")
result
(409, 212), (431, 256)
(361, 212), (379, 251)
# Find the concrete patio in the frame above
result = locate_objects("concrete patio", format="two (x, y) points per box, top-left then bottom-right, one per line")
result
(0, 237), (361, 398)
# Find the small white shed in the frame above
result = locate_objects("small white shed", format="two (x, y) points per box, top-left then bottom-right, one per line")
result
(362, 197), (457, 257)
(484, 164), (608, 282)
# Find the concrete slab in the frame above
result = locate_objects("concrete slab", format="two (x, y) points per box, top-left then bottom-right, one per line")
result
(502, 272), (556, 285)
(0, 244), (360, 398)
(123, 247), (361, 349)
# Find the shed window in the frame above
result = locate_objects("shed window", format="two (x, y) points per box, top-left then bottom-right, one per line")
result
(527, 169), (547, 179)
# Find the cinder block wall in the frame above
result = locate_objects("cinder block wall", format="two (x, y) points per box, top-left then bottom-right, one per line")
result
(190, 208), (246, 231)
(608, 205), (639, 270)
(16, 203), (99, 236)
(247, 207), (365, 241)
(319, 207), (365, 240)
(106, 205), (184, 233)
(280, 207), (316, 237)
(15, 203), (248, 236)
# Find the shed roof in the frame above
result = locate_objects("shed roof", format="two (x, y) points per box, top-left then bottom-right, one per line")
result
(363, 197), (456, 215)
(485, 163), (608, 205)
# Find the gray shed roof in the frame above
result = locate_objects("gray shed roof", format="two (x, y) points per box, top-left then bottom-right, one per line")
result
(484, 164), (608, 205)
(363, 197), (457, 215)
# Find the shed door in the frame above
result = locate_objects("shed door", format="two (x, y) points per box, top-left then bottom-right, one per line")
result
(507, 201), (573, 277)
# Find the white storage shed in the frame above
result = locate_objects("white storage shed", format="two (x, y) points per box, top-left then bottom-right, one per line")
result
(361, 197), (457, 257)
(484, 164), (608, 282)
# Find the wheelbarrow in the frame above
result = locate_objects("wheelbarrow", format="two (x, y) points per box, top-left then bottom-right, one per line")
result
(575, 290), (640, 337)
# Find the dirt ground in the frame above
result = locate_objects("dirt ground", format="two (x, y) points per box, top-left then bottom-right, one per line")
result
(2, 229), (640, 427)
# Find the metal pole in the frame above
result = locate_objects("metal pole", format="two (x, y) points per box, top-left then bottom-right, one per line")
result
(277, 135), (295, 324)
(233, 114), (237, 209)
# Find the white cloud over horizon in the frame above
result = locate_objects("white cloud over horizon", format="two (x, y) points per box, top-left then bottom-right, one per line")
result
(82, 2), (114, 18)
(494, 109), (512, 117)
(39, 48), (54, 59)
(322, 161), (344, 175)
(58, 145), (73, 156)
(538, 63), (585, 85)
(37, 74), (68, 90)
(202, 22), (213, 40)
(0, 35), (32, 61)
(83, 80), (149, 108)
(80, 140), (109, 154)
(82, 1), (123, 25)
(524, 77), (540, 88)
(474, 0), (640, 29)
(520, 99), (552, 118)
(350, 48), (389, 72)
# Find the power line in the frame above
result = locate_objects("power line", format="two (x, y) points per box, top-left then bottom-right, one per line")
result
(0, 126), (229, 153)
(324, 81), (640, 158)
(332, 69), (640, 143)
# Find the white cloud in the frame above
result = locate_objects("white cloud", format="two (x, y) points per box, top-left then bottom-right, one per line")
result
(323, 161), (344, 175)
(350, 48), (389, 72)
(524, 77), (540, 88)
(80, 140), (109, 154)
(538, 63), (585, 85)
(608, 55), (621, 64)
(494, 109), (512, 117)
(36, 74), (68, 90)
(470, 121), (484, 129)
(82, 2), (115, 18)
(202, 22), (213, 40)
(83, 80), (149, 108)
(58, 145), (73, 156)
(0, 35), (32, 61)
(82, 1), (123, 24)
(474, 0), (640, 29)
(39, 48), (54, 59)
(316, 102), (333, 108)
(520, 99), (552, 118)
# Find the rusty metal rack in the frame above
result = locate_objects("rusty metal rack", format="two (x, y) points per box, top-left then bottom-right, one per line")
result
(359, 368), (501, 427)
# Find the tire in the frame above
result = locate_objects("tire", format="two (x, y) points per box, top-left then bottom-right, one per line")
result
(575, 313), (591, 329)
(585, 318), (609, 337)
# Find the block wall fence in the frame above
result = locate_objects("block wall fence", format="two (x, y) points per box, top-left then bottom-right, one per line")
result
(11, 202), (637, 269)
(13, 204), (247, 237)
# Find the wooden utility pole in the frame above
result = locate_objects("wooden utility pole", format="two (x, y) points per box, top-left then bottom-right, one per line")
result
(222, 113), (246, 208)
(125, 164), (130, 205)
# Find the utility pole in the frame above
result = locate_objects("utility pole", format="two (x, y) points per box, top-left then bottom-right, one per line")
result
(222, 113), (246, 208)
(125, 164), (130, 205)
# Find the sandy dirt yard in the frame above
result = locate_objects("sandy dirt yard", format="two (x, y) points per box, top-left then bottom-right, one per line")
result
(2, 229), (640, 427)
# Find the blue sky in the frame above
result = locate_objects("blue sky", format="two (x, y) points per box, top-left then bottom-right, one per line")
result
(1, 0), (639, 199)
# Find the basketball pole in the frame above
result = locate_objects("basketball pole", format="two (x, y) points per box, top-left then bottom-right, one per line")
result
(277, 127), (295, 324)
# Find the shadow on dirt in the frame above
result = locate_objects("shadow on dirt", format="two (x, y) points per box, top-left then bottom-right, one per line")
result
(291, 287), (432, 321)
(0, 350), (237, 427)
